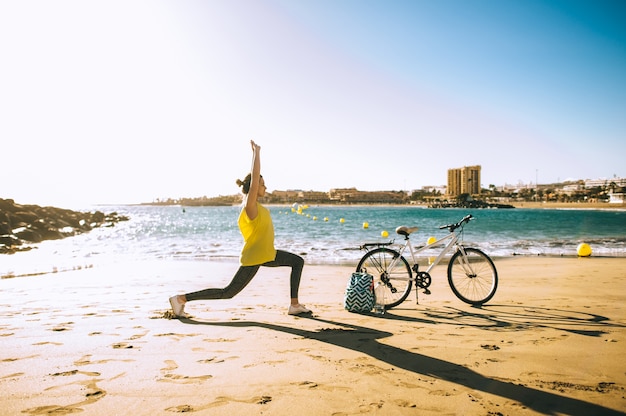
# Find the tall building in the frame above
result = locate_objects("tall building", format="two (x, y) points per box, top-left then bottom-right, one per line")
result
(447, 165), (481, 196)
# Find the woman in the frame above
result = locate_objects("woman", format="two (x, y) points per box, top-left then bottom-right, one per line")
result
(169, 140), (311, 318)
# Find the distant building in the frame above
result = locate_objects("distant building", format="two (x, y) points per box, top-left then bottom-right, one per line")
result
(562, 183), (583, 195)
(271, 190), (301, 200)
(329, 188), (406, 203)
(412, 185), (447, 195)
(609, 192), (625, 204)
(447, 165), (481, 196)
(328, 188), (358, 201)
(585, 177), (626, 188)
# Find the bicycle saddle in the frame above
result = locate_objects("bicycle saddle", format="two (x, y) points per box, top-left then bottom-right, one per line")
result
(395, 226), (419, 236)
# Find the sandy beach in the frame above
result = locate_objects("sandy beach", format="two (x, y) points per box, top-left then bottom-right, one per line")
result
(1, 256), (625, 415)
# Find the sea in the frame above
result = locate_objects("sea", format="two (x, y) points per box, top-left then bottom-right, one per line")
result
(2, 204), (626, 278)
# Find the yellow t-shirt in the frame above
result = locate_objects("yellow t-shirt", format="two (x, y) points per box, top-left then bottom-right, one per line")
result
(238, 202), (277, 266)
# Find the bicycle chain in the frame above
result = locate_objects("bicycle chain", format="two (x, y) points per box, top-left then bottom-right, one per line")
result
(416, 272), (432, 289)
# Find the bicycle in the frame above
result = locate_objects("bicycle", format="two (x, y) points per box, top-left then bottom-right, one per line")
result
(356, 214), (498, 309)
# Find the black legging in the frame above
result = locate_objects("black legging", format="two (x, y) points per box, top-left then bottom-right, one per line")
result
(185, 250), (304, 301)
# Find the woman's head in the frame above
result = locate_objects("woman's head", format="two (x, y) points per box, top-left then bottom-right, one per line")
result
(236, 174), (265, 195)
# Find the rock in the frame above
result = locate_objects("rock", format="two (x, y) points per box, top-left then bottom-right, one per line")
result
(0, 234), (20, 246)
(91, 211), (106, 223)
(0, 221), (10, 235)
(0, 198), (129, 252)
(13, 228), (42, 243)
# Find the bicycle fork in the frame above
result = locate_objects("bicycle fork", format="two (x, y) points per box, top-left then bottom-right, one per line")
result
(455, 245), (477, 277)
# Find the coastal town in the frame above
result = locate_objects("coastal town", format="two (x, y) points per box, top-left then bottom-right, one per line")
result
(150, 166), (626, 208)
(3, 167), (622, 255)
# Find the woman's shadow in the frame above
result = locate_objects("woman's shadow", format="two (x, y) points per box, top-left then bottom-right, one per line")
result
(180, 313), (624, 416)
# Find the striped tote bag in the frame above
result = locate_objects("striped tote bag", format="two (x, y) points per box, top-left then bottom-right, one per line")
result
(344, 272), (374, 313)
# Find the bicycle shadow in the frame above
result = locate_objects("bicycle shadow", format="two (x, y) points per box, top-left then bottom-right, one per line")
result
(378, 304), (623, 337)
(180, 314), (625, 416)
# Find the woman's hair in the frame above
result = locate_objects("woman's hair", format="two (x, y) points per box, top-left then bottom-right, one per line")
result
(236, 173), (262, 195)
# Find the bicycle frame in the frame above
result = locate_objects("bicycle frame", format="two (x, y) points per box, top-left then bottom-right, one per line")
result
(364, 227), (468, 303)
(401, 229), (461, 276)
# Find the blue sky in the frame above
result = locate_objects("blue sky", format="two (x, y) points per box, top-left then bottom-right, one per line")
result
(1, 0), (624, 207)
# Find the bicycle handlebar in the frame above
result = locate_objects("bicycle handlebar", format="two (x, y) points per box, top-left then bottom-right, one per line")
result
(439, 214), (474, 232)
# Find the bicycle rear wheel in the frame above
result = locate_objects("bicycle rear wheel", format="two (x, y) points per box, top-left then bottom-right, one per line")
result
(356, 247), (412, 309)
(447, 247), (498, 305)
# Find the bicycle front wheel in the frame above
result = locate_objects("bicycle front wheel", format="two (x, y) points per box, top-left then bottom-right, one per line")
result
(447, 247), (498, 305)
(356, 247), (412, 309)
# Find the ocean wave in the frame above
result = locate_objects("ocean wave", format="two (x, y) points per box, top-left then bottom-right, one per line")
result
(2, 205), (625, 277)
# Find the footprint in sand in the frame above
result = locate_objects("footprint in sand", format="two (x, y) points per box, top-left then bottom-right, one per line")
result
(112, 342), (135, 349)
(153, 310), (181, 320)
(295, 380), (318, 388)
(22, 380), (107, 415)
(358, 401), (384, 412)
(202, 337), (238, 343)
(128, 330), (149, 340)
(0, 372), (24, 379)
(291, 380), (352, 393)
(49, 370), (79, 377)
(74, 354), (134, 366)
(396, 380), (431, 389)
(50, 322), (74, 332)
(2, 354), (39, 362)
(345, 356), (390, 376)
(158, 360), (212, 384)
(164, 395), (272, 413)
(429, 389), (461, 397)
(153, 332), (202, 341)
(243, 358), (284, 368)
(197, 357), (225, 364)
(531, 335), (567, 345)
(49, 370), (101, 377)
(74, 355), (93, 366)
(161, 360), (178, 372)
(166, 404), (195, 413)
(480, 344), (501, 351)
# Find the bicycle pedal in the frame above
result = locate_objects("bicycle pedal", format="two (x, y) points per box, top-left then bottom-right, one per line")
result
(423, 289), (431, 295)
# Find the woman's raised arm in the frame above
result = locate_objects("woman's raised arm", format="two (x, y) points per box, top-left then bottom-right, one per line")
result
(245, 140), (261, 220)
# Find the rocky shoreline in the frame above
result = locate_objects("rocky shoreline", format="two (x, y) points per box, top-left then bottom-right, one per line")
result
(0, 199), (129, 254)
(428, 200), (515, 209)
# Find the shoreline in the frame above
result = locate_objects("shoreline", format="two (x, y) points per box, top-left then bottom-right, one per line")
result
(4, 251), (626, 280)
(138, 201), (626, 210)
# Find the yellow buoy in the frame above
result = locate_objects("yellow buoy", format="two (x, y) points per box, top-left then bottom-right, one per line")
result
(381, 230), (389, 238)
(324, 217), (329, 222)
(427, 237), (437, 264)
(339, 218), (345, 224)
(363, 222), (369, 229)
(577, 243), (592, 257)
(313, 216), (317, 221)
